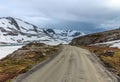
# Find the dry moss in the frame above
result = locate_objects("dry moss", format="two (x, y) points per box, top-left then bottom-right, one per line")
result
(0, 43), (60, 82)
(82, 45), (120, 76)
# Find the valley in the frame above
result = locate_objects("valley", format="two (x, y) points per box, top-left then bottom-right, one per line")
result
(1, 0), (120, 82)
(0, 17), (120, 82)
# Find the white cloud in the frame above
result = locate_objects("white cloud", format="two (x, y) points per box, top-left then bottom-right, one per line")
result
(105, 0), (120, 11)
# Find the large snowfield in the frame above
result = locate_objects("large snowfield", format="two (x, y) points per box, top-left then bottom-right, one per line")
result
(0, 45), (22, 59)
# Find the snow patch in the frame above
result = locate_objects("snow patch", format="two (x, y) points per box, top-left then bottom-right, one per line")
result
(94, 40), (120, 48)
(0, 45), (22, 59)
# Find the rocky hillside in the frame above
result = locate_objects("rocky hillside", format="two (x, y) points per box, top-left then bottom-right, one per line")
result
(0, 17), (84, 45)
(0, 42), (60, 82)
(70, 28), (120, 45)
(71, 28), (120, 78)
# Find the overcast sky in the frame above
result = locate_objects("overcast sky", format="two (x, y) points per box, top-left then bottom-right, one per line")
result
(0, 0), (120, 33)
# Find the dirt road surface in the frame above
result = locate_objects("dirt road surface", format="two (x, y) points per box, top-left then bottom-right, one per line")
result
(13, 45), (119, 82)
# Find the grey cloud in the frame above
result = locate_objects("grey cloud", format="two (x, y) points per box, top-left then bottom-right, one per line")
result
(0, 0), (120, 33)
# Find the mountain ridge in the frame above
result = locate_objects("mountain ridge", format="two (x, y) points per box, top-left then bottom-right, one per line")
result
(0, 17), (84, 45)
(70, 28), (120, 46)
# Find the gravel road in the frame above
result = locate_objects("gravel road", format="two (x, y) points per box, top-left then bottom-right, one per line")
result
(13, 45), (119, 82)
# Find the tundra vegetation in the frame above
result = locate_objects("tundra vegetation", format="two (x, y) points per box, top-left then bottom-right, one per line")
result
(0, 42), (60, 82)
(82, 45), (120, 76)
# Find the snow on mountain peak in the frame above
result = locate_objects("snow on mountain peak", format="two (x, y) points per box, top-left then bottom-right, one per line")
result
(0, 17), (84, 45)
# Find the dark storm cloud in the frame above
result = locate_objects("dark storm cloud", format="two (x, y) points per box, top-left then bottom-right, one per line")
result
(0, 0), (120, 33)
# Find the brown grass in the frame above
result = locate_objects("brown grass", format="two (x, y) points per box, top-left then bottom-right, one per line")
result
(0, 43), (60, 82)
(82, 45), (120, 76)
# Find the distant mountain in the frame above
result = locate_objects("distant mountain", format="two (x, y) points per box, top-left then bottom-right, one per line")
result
(0, 17), (84, 45)
(70, 28), (120, 48)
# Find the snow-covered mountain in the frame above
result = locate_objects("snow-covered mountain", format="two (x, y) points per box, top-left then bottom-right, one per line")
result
(0, 17), (84, 45)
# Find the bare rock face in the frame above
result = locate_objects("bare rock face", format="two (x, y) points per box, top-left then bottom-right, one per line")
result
(5, 17), (20, 30)
(71, 28), (120, 45)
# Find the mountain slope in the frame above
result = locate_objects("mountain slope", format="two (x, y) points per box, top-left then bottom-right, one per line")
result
(0, 17), (84, 45)
(70, 28), (120, 46)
